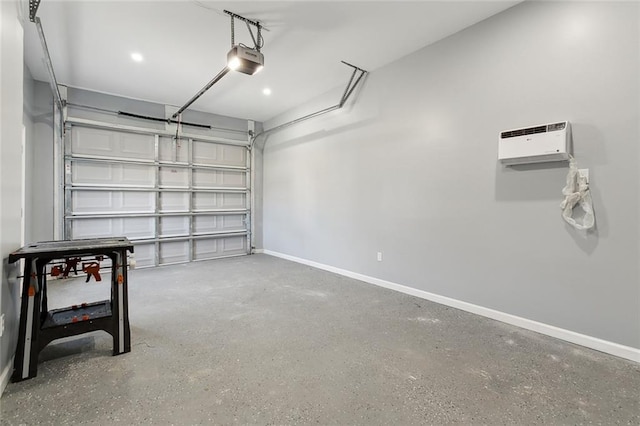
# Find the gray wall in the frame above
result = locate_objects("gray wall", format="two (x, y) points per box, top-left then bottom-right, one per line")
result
(1, 0), (25, 392)
(24, 73), (55, 243)
(262, 1), (640, 349)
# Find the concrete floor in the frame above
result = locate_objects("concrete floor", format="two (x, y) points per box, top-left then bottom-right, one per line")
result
(1, 254), (639, 424)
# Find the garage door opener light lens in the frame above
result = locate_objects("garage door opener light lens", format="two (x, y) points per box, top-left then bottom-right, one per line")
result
(227, 45), (264, 75)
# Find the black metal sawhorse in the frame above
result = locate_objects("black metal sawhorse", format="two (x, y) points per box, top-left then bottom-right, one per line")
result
(8, 237), (134, 382)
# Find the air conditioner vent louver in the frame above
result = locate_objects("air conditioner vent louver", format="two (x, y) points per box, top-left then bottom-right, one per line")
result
(501, 125), (548, 139)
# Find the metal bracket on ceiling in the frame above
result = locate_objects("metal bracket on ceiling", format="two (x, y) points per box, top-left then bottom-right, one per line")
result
(339, 61), (367, 108)
(224, 9), (263, 51)
(251, 61), (368, 145)
(29, 0), (41, 22)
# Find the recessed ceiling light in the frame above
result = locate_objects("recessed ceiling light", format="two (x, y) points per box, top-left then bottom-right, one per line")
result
(131, 52), (144, 62)
(263, 88), (272, 96)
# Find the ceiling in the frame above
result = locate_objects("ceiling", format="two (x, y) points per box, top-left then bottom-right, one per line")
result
(23, 1), (520, 123)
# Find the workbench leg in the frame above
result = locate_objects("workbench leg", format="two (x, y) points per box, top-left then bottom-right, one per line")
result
(12, 260), (42, 381)
(112, 250), (131, 355)
(38, 259), (49, 324)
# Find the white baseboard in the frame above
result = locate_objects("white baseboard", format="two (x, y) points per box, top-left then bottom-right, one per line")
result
(1, 357), (14, 397)
(262, 250), (640, 363)
(253, 249), (265, 254)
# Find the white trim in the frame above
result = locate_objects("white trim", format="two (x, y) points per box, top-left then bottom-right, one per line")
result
(262, 250), (640, 363)
(253, 249), (265, 254)
(0, 357), (14, 396)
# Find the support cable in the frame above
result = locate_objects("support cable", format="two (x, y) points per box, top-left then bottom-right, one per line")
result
(174, 113), (182, 142)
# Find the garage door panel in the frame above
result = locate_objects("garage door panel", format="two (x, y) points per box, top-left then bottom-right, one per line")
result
(193, 192), (246, 210)
(193, 236), (246, 260)
(122, 218), (155, 238)
(159, 241), (189, 264)
(73, 128), (112, 154)
(221, 170), (246, 187)
(120, 135), (154, 159)
(71, 218), (114, 239)
(121, 191), (156, 212)
(159, 192), (189, 212)
(221, 145), (246, 165)
(221, 193), (247, 209)
(121, 164), (155, 186)
(72, 191), (113, 213)
(192, 193), (218, 210)
(222, 236), (245, 252)
(193, 238), (218, 260)
(193, 214), (246, 234)
(73, 162), (155, 187)
(192, 142), (246, 167)
(132, 243), (155, 268)
(160, 216), (189, 237)
(159, 167), (188, 187)
(73, 162), (113, 184)
(159, 136), (188, 163)
(192, 169), (246, 188)
(72, 127), (155, 160)
(71, 217), (154, 239)
(72, 191), (155, 214)
(221, 215), (245, 231)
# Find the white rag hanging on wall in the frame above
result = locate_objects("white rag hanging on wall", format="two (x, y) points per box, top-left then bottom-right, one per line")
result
(560, 156), (595, 230)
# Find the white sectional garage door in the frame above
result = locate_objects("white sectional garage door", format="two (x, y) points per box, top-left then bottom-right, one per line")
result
(64, 125), (250, 267)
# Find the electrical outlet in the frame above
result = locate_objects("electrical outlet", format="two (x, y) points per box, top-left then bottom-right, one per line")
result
(0, 314), (4, 337)
(578, 168), (589, 184)
(377, 252), (383, 262)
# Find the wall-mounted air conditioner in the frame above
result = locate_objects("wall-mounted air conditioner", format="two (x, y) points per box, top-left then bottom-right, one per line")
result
(498, 121), (571, 165)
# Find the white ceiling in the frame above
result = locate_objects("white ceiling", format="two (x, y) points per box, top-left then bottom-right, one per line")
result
(24, 1), (520, 123)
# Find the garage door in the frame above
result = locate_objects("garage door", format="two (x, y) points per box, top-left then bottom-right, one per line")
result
(64, 125), (250, 268)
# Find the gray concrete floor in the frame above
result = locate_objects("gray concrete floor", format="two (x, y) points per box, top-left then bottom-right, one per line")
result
(1, 254), (639, 425)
